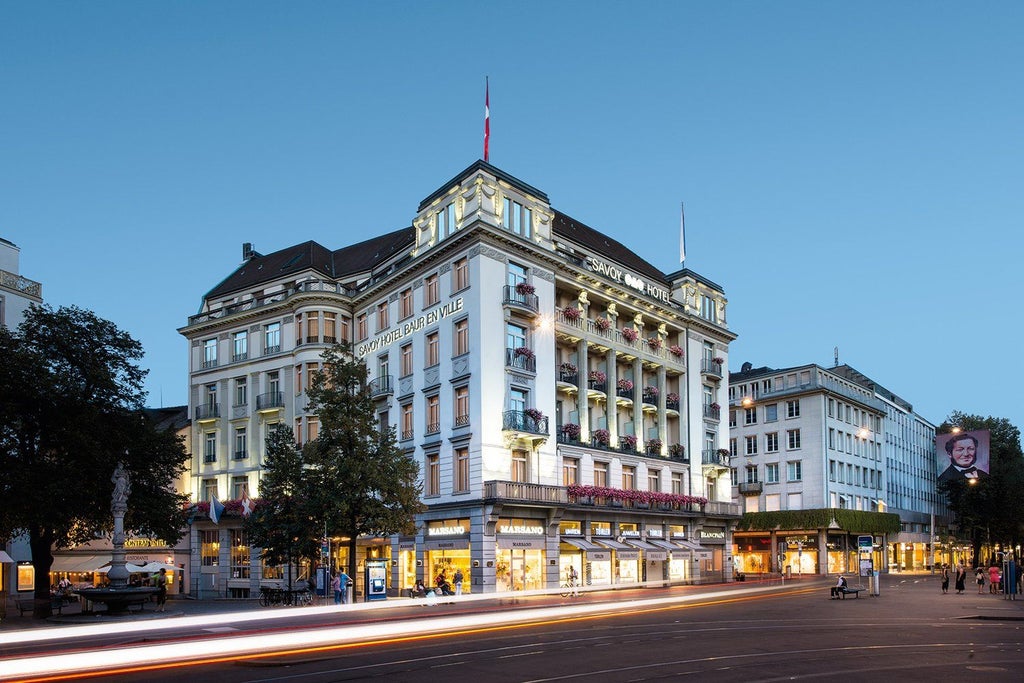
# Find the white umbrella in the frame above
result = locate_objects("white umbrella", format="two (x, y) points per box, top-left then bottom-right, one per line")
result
(138, 562), (178, 573)
(95, 562), (148, 574)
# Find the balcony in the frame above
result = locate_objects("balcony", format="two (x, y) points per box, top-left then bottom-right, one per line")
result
(233, 451), (248, 461)
(616, 387), (634, 402)
(256, 392), (284, 411)
(502, 410), (548, 437)
(505, 348), (537, 373)
(703, 404), (721, 420)
(502, 284), (539, 315)
(484, 480), (567, 505)
(195, 404), (220, 422)
(453, 414), (470, 428)
(666, 398), (680, 411)
(701, 449), (731, 473)
(738, 481), (763, 496)
(425, 422), (441, 436)
(368, 375), (394, 398)
(701, 358), (723, 379)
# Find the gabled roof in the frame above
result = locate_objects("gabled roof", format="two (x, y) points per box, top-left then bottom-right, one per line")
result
(552, 210), (667, 284)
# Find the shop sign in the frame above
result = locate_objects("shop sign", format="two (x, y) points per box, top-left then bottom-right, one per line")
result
(124, 538), (170, 549)
(425, 540), (462, 551)
(647, 529), (664, 538)
(616, 550), (640, 561)
(357, 298), (464, 357)
(497, 537), (546, 549)
(562, 528), (582, 536)
(585, 257), (671, 304)
(593, 528), (612, 537)
(498, 524), (544, 535)
(646, 551), (668, 561)
(620, 530), (641, 538)
(700, 528), (726, 543)
(398, 542), (415, 551)
(428, 525), (467, 537)
(587, 551), (610, 561)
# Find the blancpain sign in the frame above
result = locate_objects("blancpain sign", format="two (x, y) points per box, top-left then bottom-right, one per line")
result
(357, 297), (464, 357)
(586, 257), (670, 304)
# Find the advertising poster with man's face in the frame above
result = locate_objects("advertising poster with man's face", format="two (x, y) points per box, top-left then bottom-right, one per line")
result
(936, 430), (991, 483)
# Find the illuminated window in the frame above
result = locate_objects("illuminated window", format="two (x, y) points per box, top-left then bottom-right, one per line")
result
(563, 457), (579, 486)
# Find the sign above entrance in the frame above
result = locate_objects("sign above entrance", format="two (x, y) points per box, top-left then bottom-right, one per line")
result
(585, 257), (670, 304)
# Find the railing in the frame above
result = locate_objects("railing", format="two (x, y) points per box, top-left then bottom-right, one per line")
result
(619, 437), (638, 452)
(616, 387), (634, 401)
(187, 281), (356, 326)
(453, 414), (470, 428)
(502, 410), (548, 436)
(642, 391), (659, 405)
(704, 501), (743, 516)
(202, 359), (218, 369)
(195, 404), (220, 420)
(702, 449), (731, 468)
(701, 358), (723, 378)
(505, 348), (537, 372)
(559, 371), (578, 384)
(232, 352), (248, 363)
(0, 269), (42, 298)
(666, 399), (680, 411)
(484, 480), (567, 505)
(233, 451), (248, 460)
(368, 375), (394, 397)
(587, 379), (607, 393)
(738, 482), (763, 495)
(401, 429), (414, 440)
(203, 454), (216, 463)
(502, 285), (539, 313)
(256, 392), (284, 410)
(703, 404), (721, 420)
(263, 344), (281, 356)
(425, 423), (441, 435)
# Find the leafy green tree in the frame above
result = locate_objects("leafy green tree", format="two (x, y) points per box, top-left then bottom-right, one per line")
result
(0, 305), (189, 617)
(243, 424), (320, 592)
(938, 412), (1024, 566)
(305, 342), (422, 581)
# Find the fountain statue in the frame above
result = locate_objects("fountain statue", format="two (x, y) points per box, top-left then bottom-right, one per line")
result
(76, 462), (160, 615)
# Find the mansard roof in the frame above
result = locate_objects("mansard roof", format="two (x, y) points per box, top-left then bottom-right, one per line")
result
(551, 210), (667, 284)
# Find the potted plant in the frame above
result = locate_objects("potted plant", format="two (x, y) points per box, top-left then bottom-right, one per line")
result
(666, 392), (680, 404)
(643, 386), (659, 401)
(712, 356), (724, 365)
(617, 378), (634, 392)
(515, 282), (535, 295)
(621, 327), (639, 342)
(669, 443), (684, 457)
(646, 438), (663, 453)
(559, 361), (578, 376)
(588, 370), (607, 383)
(621, 434), (637, 450)
(592, 428), (610, 445)
(710, 402), (720, 410)
(647, 337), (662, 351)
(717, 448), (730, 457)
(594, 316), (612, 332)
(514, 346), (535, 360)
(524, 408), (545, 422)
(561, 305), (582, 321)
(561, 423), (581, 440)
(669, 344), (684, 358)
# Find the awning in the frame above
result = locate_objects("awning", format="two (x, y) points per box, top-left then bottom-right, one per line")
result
(673, 539), (714, 557)
(623, 539), (660, 551)
(593, 538), (633, 551)
(646, 539), (679, 552)
(50, 555), (109, 573)
(561, 537), (604, 552)
(0, 550), (14, 563)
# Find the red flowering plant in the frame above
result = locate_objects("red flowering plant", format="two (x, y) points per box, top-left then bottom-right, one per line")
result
(592, 428), (610, 445)
(515, 282), (536, 295)
(643, 386), (659, 401)
(594, 317), (612, 332)
(647, 337), (662, 351)
(666, 392), (680, 403)
(646, 438), (663, 453)
(524, 408), (545, 422)
(561, 305), (582, 321)
(588, 370), (607, 383)
(669, 345), (684, 358)
(566, 485), (707, 507)
(617, 378), (634, 392)
(559, 362), (578, 375)
(514, 346), (535, 360)
(561, 423), (581, 439)
(621, 327), (639, 342)
(712, 356), (724, 365)
(620, 434), (638, 450)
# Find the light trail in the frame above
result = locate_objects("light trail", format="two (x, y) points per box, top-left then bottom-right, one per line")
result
(0, 584), (814, 682)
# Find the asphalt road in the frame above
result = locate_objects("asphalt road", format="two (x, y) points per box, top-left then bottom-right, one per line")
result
(4, 575), (1024, 682)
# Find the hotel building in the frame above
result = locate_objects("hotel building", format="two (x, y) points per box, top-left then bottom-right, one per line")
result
(179, 161), (740, 598)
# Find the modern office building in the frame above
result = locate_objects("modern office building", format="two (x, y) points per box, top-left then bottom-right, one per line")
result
(728, 361), (937, 576)
(179, 160), (741, 598)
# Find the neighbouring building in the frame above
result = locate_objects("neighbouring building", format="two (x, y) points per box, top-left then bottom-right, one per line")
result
(728, 361), (937, 577)
(178, 160), (741, 598)
(1, 236), (43, 602)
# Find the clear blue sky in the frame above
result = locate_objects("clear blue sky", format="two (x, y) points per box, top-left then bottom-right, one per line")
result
(2, 2), (1021, 431)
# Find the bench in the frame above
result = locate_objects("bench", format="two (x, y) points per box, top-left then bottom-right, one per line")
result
(15, 597), (66, 616)
(832, 587), (862, 599)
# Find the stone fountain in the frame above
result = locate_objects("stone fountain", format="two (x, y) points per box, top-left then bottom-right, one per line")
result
(76, 463), (160, 615)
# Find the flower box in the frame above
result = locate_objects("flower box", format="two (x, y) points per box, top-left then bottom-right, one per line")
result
(647, 337), (662, 351)
(621, 327), (639, 342)
(643, 386), (659, 400)
(515, 282), (536, 295)
(514, 347), (535, 360)
(559, 362), (578, 375)
(669, 443), (684, 457)
(620, 434), (637, 450)
(561, 305), (582, 320)
(592, 428), (610, 445)
(561, 423), (581, 440)
(666, 392), (680, 403)
(669, 345), (684, 358)
(646, 438), (663, 453)
(617, 378), (634, 391)
(594, 317), (612, 331)
(588, 370), (607, 383)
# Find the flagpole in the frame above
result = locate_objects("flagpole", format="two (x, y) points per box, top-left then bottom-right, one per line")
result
(679, 202), (686, 266)
(484, 76), (490, 162)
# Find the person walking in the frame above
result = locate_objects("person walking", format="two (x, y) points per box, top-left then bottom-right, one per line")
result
(989, 564), (1001, 594)
(940, 565), (950, 594)
(155, 568), (168, 612)
(453, 568), (464, 596)
(976, 566), (986, 594)
(331, 572), (342, 605)
(954, 564), (967, 594)
(339, 569), (351, 604)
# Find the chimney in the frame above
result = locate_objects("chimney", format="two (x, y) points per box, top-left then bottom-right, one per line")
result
(242, 242), (254, 260)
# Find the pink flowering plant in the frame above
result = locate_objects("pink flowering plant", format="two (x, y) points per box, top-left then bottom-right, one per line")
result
(561, 305), (582, 320)
(515, 282), (535, 295)
(592, 428), (610, 445)
(514, 346), (535, 360)
(594, 317), (612, 331)
(643, 386), (659, 401)
(621, 327), (639, 342)
(559, 362), (578, 375)
(620, 434), (638, 449)
(647, 337), (662, 351)
(666, 392), (680, 403)
(561, 423), (581, 439)
(567, 485), (707, 508)
(588, 370), (607, 383)
(669, 345), (684, 358)
(617, 378), (634, 391)
(524, 408), (545, 422)
(646, 438), (663, 453)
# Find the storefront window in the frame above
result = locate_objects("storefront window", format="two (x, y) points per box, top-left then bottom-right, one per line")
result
(495, 548), (544, 592)
(230, 529), (250, 579)
(201, 529), (220, 567)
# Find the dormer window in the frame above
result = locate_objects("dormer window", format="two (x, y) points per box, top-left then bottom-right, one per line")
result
(436, 203), (456, 240)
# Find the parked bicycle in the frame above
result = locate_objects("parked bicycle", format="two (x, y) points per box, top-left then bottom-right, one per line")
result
(259, 586), (313, 607)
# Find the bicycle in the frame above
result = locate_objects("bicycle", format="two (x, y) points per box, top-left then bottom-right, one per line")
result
(560, 580), (578, 598)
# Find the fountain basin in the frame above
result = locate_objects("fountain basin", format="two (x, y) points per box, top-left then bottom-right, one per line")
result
(76, 587), (159, 615)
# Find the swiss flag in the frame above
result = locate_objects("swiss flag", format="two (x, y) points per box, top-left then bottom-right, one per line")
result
(240, 488), (254, 517)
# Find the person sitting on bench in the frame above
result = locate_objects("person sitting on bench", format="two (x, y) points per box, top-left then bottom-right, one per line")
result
(831, 574), (848, 598)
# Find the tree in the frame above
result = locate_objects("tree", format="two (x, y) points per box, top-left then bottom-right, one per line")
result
(305, 342), (422, 582)
(0, 305), (189, 617)
(938, 412), (1024, 566)
(243, 424), (321, 593)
